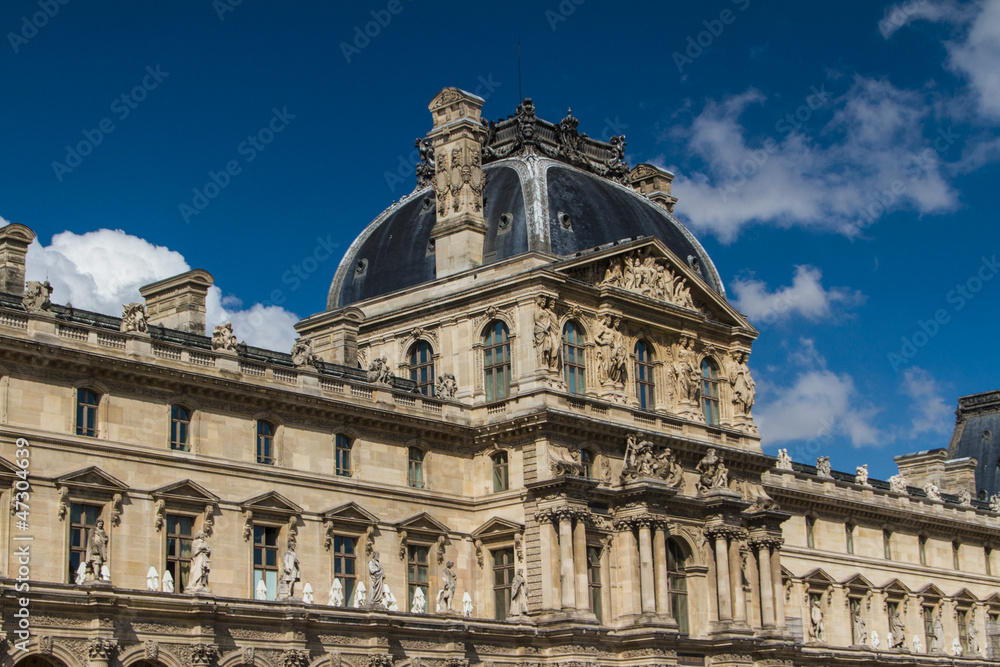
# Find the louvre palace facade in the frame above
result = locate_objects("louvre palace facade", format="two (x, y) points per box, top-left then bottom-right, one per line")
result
(1, 87), (998, 667)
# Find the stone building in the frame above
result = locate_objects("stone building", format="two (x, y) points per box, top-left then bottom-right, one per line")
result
(1, 88), (998, 667)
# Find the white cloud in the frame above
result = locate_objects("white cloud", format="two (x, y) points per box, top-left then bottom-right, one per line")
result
(900, 366), (953, 437)
(664, 76), (959, 241)
(23, 228), (298, 351)
(878, 0), (978, 39)
(754, 338), (886, 449)
(731, 265), (865, 324)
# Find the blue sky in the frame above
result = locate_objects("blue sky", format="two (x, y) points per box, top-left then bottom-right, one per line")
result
(2, 0), (999, 480)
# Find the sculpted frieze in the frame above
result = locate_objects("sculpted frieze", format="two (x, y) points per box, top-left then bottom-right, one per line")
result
(569, 247), (696, 309)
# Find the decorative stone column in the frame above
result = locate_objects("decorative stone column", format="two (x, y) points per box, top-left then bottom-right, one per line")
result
(711, 530), (733, 622)
(637, 519), (656, 614)
(573, 511), (589, 611)
(729, 533), (747, 623)
(770, 540), (786, 630)
(534, 509), (559, 610)
(753, 539), (775, 628)
(557, 510), (576, 610)
(86, 639), (118, 667)
(653, 522), (670, 616)
(614, 517), (641, 617)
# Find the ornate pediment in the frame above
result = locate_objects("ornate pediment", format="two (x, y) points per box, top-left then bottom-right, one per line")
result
(0, 457), (22, 483)
(323, 502), (379, 527)
(239, 491), (302, 516)
(556, 238), (748, 328)
(802, 568), (835, 587)
(841, 574), (875, 589)
(56, 466), (128, 493)
(917, 583), (945, 599)
(397, 512), (449, 536)
(881, 579), (912, 596)
(952, 588), (978, 603)
(151, 480), (219, 504)
(471, 517), (523, 540)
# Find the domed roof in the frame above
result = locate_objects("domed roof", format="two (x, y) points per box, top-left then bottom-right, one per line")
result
(328, 102), (725, 310)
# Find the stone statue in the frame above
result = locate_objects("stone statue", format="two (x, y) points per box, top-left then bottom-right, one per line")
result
(290, 339), (317, 368)
(22, 280), (53, 313)
(368, 551), (385, 606)
(437, 560), (456, 613)
(695, 448), (728, 493)
(146, 566), (159, 591)
(255, 579), (267, 600)
(462, 591), (473, 617)
(991, 493), (1000, 512)
(621, 434), (657, 482)
(951, 637), (962, 656)
(121, 302), (148, 334)
(889, 605), (905, 648)
(162, 569), (174, 593)
(871, 630), (880, 649)
(595, 314), (627, 384)
(86, 519), (109, 582)
(889, 475), (908, 494)
(674, 335), (701, 404)
(185, 531), (211, 593)
(549, 444), (583, 477)
(353, 581), (367, 607)
(211, 321), (238, 351)
(366, 357), (393, 385)
(383, 584), (398, 611)
(329, 578), (344, 606)
(958, 488), (972, 505)
(913, 634), (923, 653)
(302, 583), (314, 604)
(809, 597), (825, 642)
(930, 611), (944, 651)
(278, 540), (300, 599)
(855, 464), (871, 487)
(509, 568), (528, 617)
(728, 351), (755, 415)
(412, 586), (426, 613)
(655, 447), (685, 488)
(816, 456), (832, 478)
(434, 373), (458, 398)
(968, 611), (980, 655)
(532, 296), (561, 373)
(776, 449), (792, 470)
(853, 603), (867, 645)
(924, 483), (942, 501)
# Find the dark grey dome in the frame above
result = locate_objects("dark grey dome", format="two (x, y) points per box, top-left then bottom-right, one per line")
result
(328, 157), (724, 309)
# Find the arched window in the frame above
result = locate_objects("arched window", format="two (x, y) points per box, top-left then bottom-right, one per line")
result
(580, 449), (594, 479)
(491, 451), (509, 492)
(76, 388), (100, 437)
(170, 405), (192, 451)
(335, 434), (352, 477)
(483, 321), (511, 402)
(562, 321), (585, 395)
(701, 358), (721, 425)
(409, 341), (435, 396)
(634, 340), (655, 410)
(256, 420), (275, 465)
(667, 539), (689, 634)
(408, 447), (425, 488)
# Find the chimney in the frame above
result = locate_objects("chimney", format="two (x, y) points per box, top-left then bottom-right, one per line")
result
(426, 87), (487, 278)
(0, 223), (36, 294)
(294, 307), (364, 366)
(139, 269), (214, 335)
(629, 163), (678, 212)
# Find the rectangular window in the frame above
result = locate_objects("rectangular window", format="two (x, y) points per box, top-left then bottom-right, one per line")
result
(492, 451), (509, 492)
(845, 524), (854, 554)
(919, 535), (927, 565)
(883, 529), (892, 560)
(253, 525), (279, 600)
(959, 609), (970, 653)
(256, 420), (275, 465)
(76, 388), (99, 437)
(849, 598), (861, 644)
(165, 514), (194, 592)
(408, 448), (424, 489)
(332, 535), (357, 605)
(170, 405), (191, 451)
(335, 434), (352, 477)
(923, 606), (936, 650)
(492, 547), (515, 620)
(954, 541), (961, 570)
(805, 516), (815, 549)
(407, 544), (429, 611)
(588, 545), (602, 623)
(69, 503), (101, 583)
(987, 547), (993, 576)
